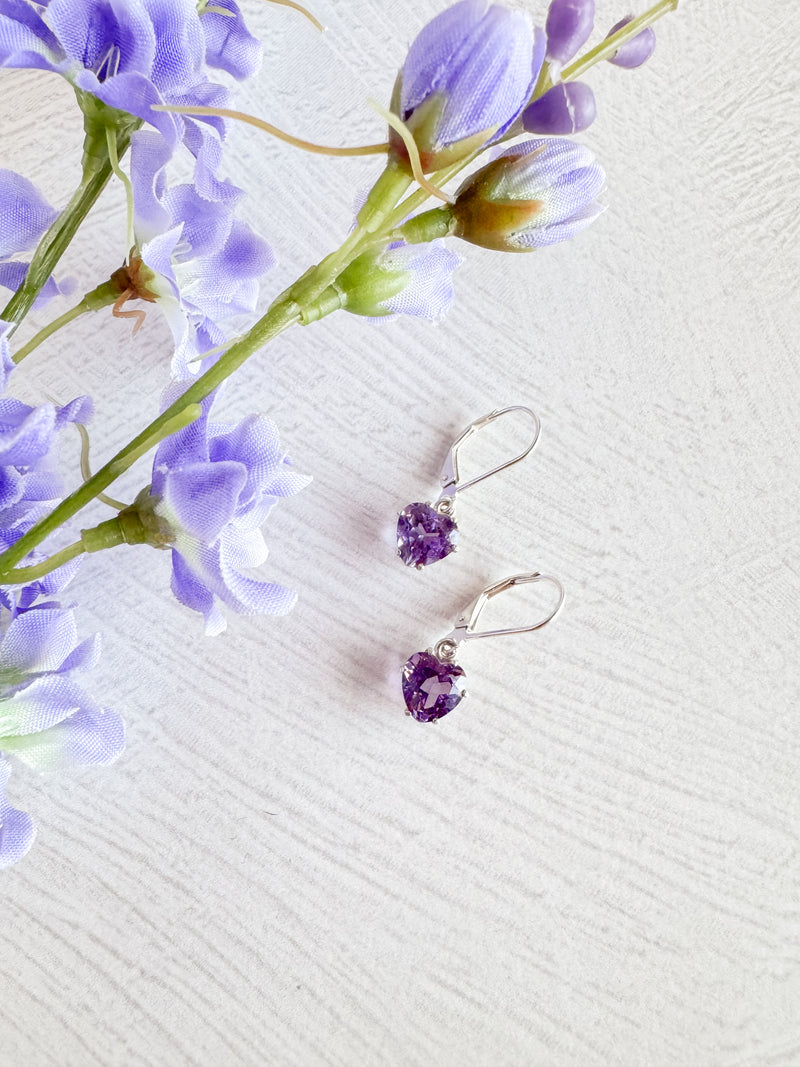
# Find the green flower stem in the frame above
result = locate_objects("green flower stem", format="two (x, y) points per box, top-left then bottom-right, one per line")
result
(287, 160), (411, 307)
(562, 0), (678, 82)
(0, 155), (414, 580)
(0, 541), (85, 586)
(12, 279), (122, 364)
(395, 207), (454, 244)
(2, 109), (140, 333)
(0, 300), (301, 579)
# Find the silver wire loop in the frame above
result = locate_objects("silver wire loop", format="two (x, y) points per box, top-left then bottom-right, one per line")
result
(440, 572), (565, 648)
(437, 406), (541, 501)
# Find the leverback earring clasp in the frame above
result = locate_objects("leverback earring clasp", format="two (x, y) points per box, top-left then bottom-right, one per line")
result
(436, 405), (542, 503)
(435, 572), (565, 659)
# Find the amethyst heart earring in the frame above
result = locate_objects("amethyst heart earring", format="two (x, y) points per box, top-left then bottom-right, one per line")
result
(396, 406), (541, 568)
(401, 572), (564, 722)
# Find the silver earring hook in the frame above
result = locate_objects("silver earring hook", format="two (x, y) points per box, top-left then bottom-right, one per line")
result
(437, 406), (541, 503)
(435, 573), (564, 659)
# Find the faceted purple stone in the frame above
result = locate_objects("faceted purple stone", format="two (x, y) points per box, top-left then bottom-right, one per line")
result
(397, 502), (458, 567)
(402, 651), (467, 722)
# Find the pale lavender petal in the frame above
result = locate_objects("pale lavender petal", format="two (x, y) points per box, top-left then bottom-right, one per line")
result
(0, 400), (56, 466)
(2, 703), (125, 768)
(0, 674), (98, 736)
(164, 185), (234, 260)
(84, 70), (181, 147)
(55, 395), (93, 428)
(382, 242), (463, 319)
(46, 0), (156, 78)
(144, 0), (205, 91)
(0, 606), (78, 675)
(130, 129), (173, 241)
(0, 169), (57, 258)
(200, 538), (297, 616)
(436, 9), (540, 145)
(163, 460), (247, 542)
(171, 549), (227, 635)
(400, 0), (488, 113)
(0, 755), (35, 870)
(400, 0), (542, 159)
(201, 0), (262, 80)
(0, 0), (61, 70)
(208, 415), (281, 498)
(513, 199), (604, 248)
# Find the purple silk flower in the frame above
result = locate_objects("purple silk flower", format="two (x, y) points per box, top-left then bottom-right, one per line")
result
(451, 137), (605, 251)
(130, 131), (273, 379)
(393, 0), (545, 171)
(0, 0), (232, 157)
(150, 392), (310, 635)
(0, 355), (93, 599)
(0, 168), (65, 305)
(0, 605), (124, 869)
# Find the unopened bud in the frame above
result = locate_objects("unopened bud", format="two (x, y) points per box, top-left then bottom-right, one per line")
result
(545, 0), (595, 65)
(522, 81), (596, 135)
(606, 15), (656, 68)
(451, 138), (604, 252)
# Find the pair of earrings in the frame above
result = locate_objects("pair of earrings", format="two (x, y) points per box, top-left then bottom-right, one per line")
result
(395, 407), (564, 723)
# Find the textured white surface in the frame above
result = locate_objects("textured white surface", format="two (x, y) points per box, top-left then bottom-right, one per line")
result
(1, 1), (799, 1064)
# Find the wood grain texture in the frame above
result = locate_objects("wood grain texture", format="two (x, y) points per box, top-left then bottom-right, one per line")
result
(1, 1), (799, 1064)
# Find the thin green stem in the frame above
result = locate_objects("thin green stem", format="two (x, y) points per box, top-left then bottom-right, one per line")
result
(562, 0), (678, 82)
(105, 125), (135, 259)
(12, 279), (120, 364)
(1, 106), (140, 334)
(0, 313), (292, 578)
(12, 303), (89, 365)
(0, 156), (414, 578)
(0, 542), (85, 586)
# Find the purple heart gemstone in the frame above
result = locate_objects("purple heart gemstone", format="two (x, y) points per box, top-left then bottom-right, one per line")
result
(397, 502), (458, 567)
(402, 650), (467, 722)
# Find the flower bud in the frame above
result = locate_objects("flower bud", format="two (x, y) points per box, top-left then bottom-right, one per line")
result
(522, 81), (596, 135)
(606, 16), (656, 68)
(545, 0), (595, 65)
(325, 241), (462, 321)
(451, 139), (604, 252)
(391, 0), (545, 172)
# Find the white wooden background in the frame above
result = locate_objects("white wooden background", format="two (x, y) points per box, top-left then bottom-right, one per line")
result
(1, 1), (799, 1064)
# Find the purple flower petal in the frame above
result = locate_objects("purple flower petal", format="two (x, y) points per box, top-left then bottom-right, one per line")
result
(162, 459), (248, 543)
(2, 702), (125, 769)
(382, 242), (463, 319)
(0, 755), (35, 870)
(200, 0), (262, 80)
(0, 169), (57, 259)
(398, 0), (543, 168)
(0, 606), (79, 674)
(171, 548), (226, 635)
